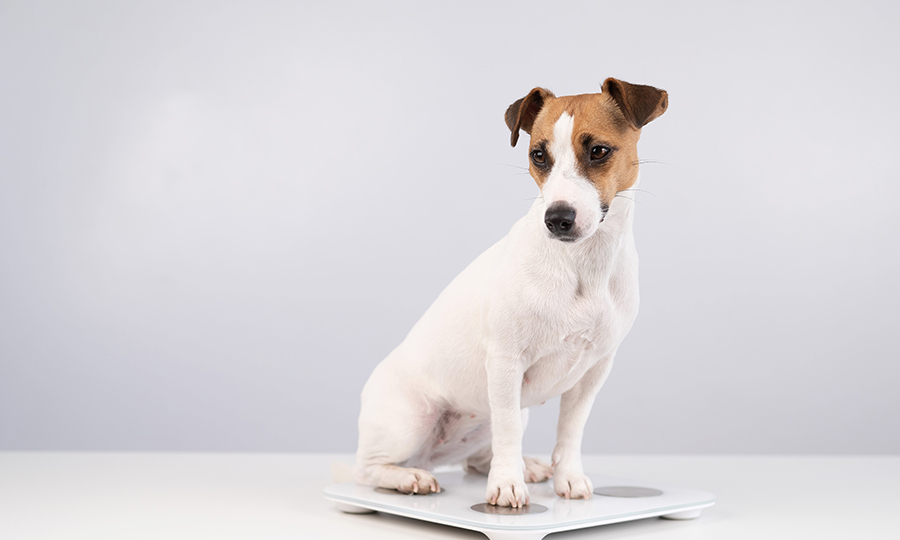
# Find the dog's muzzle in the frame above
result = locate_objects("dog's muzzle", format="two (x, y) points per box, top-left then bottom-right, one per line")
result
(544, 203), (578, 241)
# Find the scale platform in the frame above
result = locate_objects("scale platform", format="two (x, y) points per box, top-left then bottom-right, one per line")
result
(323, 469), (715, 540)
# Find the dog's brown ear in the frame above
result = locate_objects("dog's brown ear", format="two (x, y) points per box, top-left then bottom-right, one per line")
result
(505, 87), (554, 147)
(601, 78), (668, 129)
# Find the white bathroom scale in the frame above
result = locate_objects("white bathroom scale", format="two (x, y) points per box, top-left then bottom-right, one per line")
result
(323, 469), (715, 540)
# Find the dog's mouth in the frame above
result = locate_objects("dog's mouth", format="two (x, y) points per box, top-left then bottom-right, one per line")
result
(547, 228), (583, 243)
(555, 235), (578, 243)
(549, 217), (609, 242)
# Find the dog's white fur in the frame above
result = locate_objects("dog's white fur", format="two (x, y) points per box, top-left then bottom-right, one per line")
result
(355, 80), (666, 507)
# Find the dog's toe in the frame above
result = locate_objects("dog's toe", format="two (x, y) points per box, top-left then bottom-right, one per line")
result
(397, 470), (440, 495)
(554, 470), (593, 499)
(523, 456), (552, 483)
(486, 469), (529, 507)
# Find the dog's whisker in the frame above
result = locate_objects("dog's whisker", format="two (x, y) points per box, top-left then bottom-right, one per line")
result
(617, 187), (656, 197)
(632, 159), (675, 167)
(504, 163), (530, 171)
(614, 193), (640, 204)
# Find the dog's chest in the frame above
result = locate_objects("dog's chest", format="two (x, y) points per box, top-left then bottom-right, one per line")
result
(519, 268), (637, 405)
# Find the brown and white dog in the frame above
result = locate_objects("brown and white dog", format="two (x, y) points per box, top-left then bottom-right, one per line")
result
(354, 79), (668, 507)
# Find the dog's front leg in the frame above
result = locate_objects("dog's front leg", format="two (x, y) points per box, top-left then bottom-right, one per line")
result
(552, 355), (615, 499)
(484, 354), (529, 507)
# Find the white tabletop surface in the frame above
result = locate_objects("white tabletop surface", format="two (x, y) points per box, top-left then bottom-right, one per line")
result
(1, 452), (897, 539)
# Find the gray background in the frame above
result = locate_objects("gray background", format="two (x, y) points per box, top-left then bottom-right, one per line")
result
(1, 0), (898, 454)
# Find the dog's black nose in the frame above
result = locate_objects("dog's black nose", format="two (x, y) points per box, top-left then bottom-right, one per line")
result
(545, 204), (576, 235)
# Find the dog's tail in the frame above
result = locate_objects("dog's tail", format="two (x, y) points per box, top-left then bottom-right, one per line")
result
(330, 460), (355, 483)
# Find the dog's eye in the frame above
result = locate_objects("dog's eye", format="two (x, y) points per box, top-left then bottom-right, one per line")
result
(530, 149), (546, 165)
(590, 146), (611, 161)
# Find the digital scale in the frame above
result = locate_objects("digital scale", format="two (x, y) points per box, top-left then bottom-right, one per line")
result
(323, 469), (715, 540)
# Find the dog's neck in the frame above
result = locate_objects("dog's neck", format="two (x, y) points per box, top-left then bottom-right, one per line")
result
(523, 188), (636, 287)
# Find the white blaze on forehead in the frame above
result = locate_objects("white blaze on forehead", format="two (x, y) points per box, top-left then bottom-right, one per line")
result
(549, 112), (577, 177)
(541, 112), (601, 237)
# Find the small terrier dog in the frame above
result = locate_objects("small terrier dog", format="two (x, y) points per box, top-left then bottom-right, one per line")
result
(354, 78), (668, 507)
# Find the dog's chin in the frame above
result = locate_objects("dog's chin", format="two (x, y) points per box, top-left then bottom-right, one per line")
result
(548, 232), (581, 244)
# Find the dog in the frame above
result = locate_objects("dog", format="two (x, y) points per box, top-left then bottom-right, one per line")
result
(353, 78), (668, 507)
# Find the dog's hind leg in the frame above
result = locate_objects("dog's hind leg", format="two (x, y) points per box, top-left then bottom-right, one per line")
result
(354, 363), (441, 494)
(464, 443), (493, 475)
(523, 455), (553, 483)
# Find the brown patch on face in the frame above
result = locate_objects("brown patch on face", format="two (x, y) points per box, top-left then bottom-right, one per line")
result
(506, 80), (667, 201)
(527, 94), (642, 202)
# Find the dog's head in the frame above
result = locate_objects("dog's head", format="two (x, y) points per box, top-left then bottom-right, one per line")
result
(506, 78), (667, 243)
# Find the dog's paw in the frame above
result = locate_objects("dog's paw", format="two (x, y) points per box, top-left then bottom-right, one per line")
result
(396, 469), (440, 495)
(523, 456), (552, 483)
(553, 469), (594, 499)
(486, 468), (530, 507)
